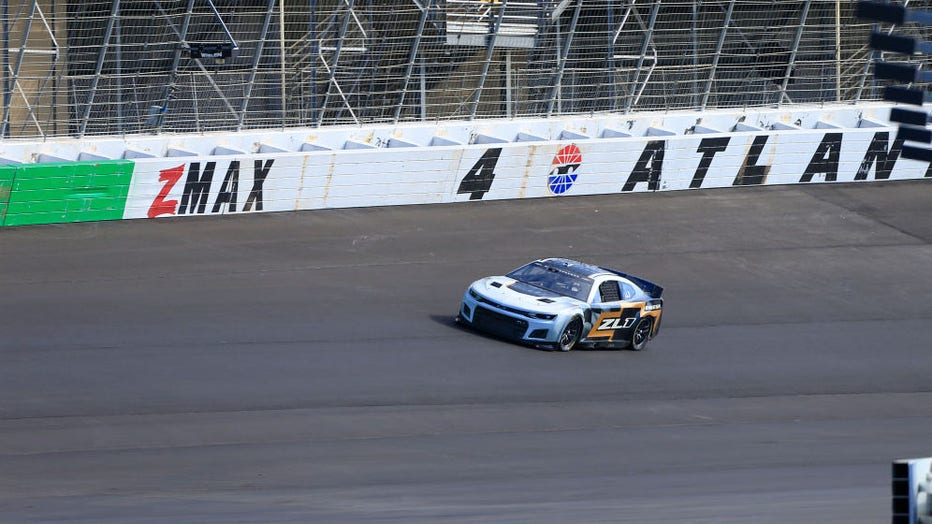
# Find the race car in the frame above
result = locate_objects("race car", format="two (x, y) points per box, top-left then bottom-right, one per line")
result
(456, 258), (663, 351)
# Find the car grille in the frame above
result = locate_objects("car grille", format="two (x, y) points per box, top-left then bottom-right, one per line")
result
(475, 295), (533, 318)
(472, 306), (528, 339)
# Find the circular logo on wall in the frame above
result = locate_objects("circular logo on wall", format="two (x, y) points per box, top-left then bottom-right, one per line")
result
(548, 144), (583, 195)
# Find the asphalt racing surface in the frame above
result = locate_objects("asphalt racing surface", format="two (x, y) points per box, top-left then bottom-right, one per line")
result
(2, 181), (932, 523)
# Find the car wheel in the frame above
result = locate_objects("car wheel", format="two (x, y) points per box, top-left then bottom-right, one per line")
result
(630, 317), (652, 351)
(557, 317), (583, 352)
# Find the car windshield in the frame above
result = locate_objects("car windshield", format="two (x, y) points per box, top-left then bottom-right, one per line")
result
(507, 262), (593, 302)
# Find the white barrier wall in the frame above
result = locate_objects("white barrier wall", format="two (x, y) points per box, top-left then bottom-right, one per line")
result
(121, 123), (929, 221)
(1, 103), (928, 227)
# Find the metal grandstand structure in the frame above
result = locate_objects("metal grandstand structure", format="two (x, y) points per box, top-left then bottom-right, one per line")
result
(0, 0), (920, 139)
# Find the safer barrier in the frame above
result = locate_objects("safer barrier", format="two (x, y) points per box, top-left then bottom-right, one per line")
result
(1, 106), (930, 227)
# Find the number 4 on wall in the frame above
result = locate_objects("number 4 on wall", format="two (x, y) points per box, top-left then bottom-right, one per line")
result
(457, 148), (501, 200)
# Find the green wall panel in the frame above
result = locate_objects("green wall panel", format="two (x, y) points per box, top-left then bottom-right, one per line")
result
(0, 160), (134, 227)
(0, 166), (12, 223)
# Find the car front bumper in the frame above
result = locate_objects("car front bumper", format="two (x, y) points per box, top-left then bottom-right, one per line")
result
(459, 291), (558, 344)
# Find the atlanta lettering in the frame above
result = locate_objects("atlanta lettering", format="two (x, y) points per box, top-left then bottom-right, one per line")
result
(148, 159), (274, 218)
(454, 131), (917, 200)
(621, 131), (908, 191)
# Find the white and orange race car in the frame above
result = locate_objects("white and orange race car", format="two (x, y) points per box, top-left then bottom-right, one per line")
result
(457, 258), (663, 351)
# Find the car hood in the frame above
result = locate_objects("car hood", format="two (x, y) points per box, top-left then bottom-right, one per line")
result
(472, 276), (585, 313)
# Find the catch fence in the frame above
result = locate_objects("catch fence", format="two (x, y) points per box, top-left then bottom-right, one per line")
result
(0, 0), (922, 139)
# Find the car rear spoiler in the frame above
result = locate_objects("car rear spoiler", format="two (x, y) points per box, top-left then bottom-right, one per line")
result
(602, 267), (663, 299)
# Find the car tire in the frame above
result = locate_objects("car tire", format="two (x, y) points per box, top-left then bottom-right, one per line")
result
(630, 317), (652, 351)
(557, 317), (583, 352)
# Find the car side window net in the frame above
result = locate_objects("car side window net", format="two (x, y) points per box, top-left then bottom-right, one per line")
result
(599, 281), (621, 302)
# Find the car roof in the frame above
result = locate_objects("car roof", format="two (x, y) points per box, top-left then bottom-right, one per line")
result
(537, 258), (614, 280)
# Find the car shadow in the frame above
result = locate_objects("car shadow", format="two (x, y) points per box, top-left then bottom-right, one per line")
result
(428, 314), (575, 353)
